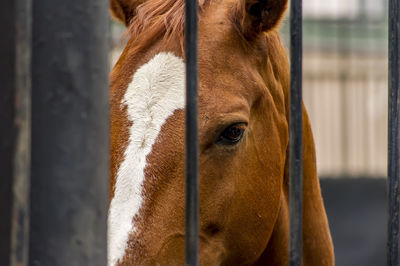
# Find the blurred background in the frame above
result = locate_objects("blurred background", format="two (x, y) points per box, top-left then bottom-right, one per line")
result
(110, 1), (389, 265)
(284, 2), (389, 264)
(283, 2), (388, 264)
(282, 0), (388, 178)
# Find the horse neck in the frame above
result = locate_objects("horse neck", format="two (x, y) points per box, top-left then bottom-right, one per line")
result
(255, 31), (334, 265)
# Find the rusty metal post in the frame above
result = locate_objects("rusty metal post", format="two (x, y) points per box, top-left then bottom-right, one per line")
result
(30, 0), (109, 265)
(0, 0), (31, 265)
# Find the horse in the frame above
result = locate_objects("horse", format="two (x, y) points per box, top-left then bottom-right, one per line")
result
(108, 0), (334, 265)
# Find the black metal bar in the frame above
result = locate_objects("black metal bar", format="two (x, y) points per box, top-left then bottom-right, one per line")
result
(30, 0), (109, 265)
(0, 0), (31, 264)
(289, 0), (303, 265)
(387, 0), (400, 265)
(185, 0), (199, 265)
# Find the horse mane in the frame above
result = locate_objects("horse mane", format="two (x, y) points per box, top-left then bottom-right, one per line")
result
(126, 0), (208, 56)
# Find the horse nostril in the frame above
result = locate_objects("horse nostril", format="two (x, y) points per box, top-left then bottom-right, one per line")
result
(204, 223), (221, 236)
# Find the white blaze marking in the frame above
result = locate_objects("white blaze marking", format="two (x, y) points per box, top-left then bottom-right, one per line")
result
(108, 52), (185, 266)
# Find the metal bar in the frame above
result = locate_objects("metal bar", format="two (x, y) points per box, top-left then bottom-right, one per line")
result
(0, 0), (31, 265)
(30, 0), (109, 265)
(185, 0), (199, 265)
(289, 0), (303, 265)
(387, 0), (400, 265)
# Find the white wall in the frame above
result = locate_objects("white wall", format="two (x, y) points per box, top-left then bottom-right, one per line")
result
(303, 0), (386, 19)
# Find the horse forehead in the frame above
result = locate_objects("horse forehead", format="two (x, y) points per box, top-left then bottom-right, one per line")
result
(198, 67), (262, 112)
(123, 52), (186, 145)
(108, 52), (185, 266)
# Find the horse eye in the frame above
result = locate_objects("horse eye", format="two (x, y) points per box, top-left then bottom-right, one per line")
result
(217, 124), (246, 145)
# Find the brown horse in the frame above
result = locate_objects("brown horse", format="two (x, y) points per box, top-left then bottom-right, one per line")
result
(108, 0), (334, 265)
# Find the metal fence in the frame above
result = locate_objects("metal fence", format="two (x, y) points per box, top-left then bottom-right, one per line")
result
(282, 1), (389, 177)
(185, 0), (199, 264)
(0, 0), (399, 266)
(1, 0), (109, 265)
(387, 0), (400, 263)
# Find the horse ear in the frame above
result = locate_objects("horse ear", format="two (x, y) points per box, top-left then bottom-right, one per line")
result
(233, 0), (288, 39)
(110, 0), (144, 26)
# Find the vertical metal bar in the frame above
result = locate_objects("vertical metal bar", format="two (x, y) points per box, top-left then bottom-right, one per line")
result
(185, 0), (199, 265)
(387, 0), (400, 265)
(11, 0), (32, 264)
(30, 0), (109, 265)
(0, 0), (31, 265)
(289, 0), (303, 265)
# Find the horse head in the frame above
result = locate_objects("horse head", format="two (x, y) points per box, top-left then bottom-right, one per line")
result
(108, 0), (334, 265)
